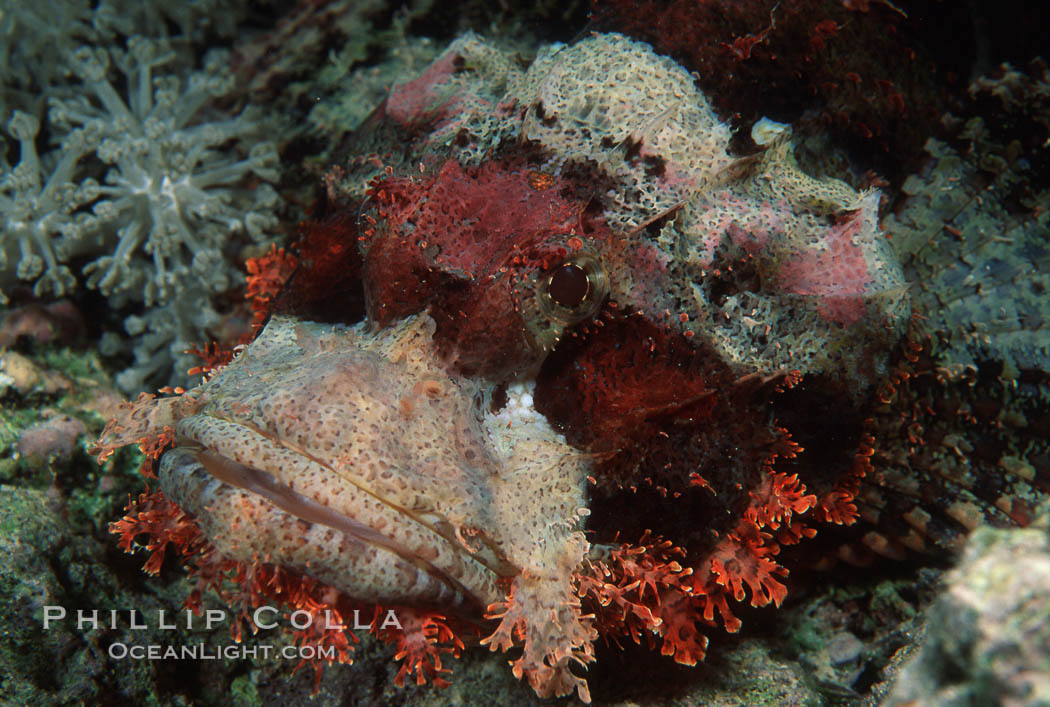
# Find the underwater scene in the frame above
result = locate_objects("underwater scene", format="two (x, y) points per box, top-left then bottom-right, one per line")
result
(1, 1), (1048, 704)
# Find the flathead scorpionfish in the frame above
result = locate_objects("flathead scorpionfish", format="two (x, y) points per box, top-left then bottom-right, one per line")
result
(98, 32), (917, 701)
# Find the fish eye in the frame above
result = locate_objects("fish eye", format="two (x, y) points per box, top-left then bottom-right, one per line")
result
(537, 251), (607, 326)
(519, 248), (609, 354)
(547, 262), (590, 309)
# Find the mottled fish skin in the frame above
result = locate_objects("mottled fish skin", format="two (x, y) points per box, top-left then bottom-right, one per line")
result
(157, 314), (589, 615)
(102, 31), (1023, 704)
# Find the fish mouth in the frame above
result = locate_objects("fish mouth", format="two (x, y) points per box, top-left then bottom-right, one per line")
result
(191, 445), (455, 577)
(158, 416), (508, 614)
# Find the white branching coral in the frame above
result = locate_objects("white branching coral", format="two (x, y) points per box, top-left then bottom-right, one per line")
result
(0, 111), (98, 302)
(0, 0), (94, 118)
(2, 32), (283, 391)
(107, 287), (228, 393)
(49, 37), (280, 306)
(0, 0), (248, 121)
(91, 0), (249, 42)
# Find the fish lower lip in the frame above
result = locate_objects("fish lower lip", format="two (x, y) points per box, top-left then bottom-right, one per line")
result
(160, 438), (503, 611)
(192, 445), (413, 560)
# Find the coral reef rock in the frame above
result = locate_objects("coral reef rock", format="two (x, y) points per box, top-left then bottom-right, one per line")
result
(885, 61), (1050, 374)
(884, 509), (1050, 707)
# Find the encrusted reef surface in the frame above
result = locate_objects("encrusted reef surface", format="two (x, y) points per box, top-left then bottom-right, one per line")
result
(2, 1), (1050, 705)
(885, 60), (1050, 374)
(881, 505), (1050, 707)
